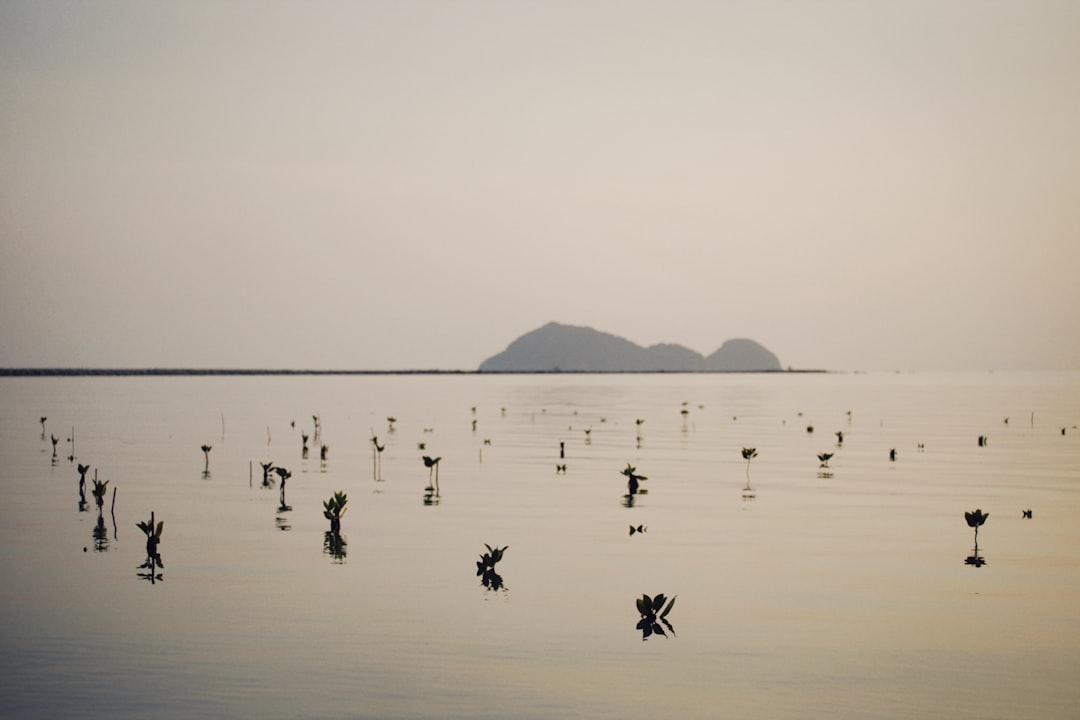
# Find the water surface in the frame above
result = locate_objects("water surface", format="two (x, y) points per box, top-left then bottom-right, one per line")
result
(1, 372), (1078, 719)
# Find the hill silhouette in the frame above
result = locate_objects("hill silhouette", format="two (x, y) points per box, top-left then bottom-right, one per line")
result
(478, 322), (782, 372)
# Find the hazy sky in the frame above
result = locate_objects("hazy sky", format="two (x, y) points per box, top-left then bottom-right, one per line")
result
(2, 1), (1078, 371)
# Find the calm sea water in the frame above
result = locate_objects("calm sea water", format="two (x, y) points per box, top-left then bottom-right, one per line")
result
(1, 372), (1078, 719)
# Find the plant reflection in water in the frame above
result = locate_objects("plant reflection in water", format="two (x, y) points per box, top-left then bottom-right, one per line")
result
(635, 593), (677, 641)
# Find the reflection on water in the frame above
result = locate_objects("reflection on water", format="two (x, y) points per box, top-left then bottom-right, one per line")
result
(323, 532), (346, 562)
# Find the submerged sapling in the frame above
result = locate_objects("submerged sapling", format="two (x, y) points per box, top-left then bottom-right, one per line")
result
(201, 445), (212, 474)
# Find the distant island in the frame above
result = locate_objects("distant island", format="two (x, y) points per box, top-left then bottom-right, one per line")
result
(478, 322), (783, 372)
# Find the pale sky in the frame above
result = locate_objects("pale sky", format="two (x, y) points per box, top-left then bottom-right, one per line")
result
(2, 1), (1078, 371)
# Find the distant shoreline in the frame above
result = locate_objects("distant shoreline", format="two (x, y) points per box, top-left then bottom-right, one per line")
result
(0, 368), (825, 377)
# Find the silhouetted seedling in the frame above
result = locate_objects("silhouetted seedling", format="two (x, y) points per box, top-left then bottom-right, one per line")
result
(371, 435), (385, 480)
(275, 467), (291, 510)
(422, 455), (442, 495)
(635, 593), (676, 640)
(137, 512), (164, 562)
(1022, 509), (1032, 518)
(964, 509), (989, 567)
(260, 461), (276, 488)
(91, 478), (109, 511)
(621, 463), (647, 496)
(40, 416), (47, 439)
(201, 445), (212, 475)
(978, 435), (987, 447)
(835, 431), (844, 445)
(817, 452), (833, 468)
(77, 463), (90, 496)
(50, 434), (59, 457)
(301, 432), (310, 458)
(680, 406), (689, 432)
(320, 444), (329, 462)
(476, 544), (508, 590)
(965, 508), (988, 543)
(629, 524), (647, 536)
(323, 491), (347, 535)
(387, 417), (397, 433)
(556, 464), (567, 474)
(889, 448), (897, 462)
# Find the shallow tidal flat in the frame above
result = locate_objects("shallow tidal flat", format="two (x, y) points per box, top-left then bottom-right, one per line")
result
(1, 371), (1078, 719)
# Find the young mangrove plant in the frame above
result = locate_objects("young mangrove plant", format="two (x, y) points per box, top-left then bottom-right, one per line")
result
(476, 544), (508, 590)
(91, 478), (109, 511)
(137, 512), (164, 563)
(621, 463), (647, 496)
(275, 466), (291, 509)
(40, 416), (47, 439)
(629, 524), (647, 536)
(635, 418), (645, 447)
(77, 463), (90, 495)
(387, 417), (397, 433)
(835, 431), (844, 445)
(50, 434), (59, 457)
(260, 461), (276, 488)
(422, 455), (442, 495)
(320, 444), (329, 462)
(889, 448), (897, 462)
(323, 491), (347, 535)
(741, 447), (757, 478)
(635, 593), (677, 640)
(371, 435), (385, 480)
(817, 452), (833, 468)
(965, 508), (989, 545)
(301, 432), (310, 458)
(201, 444), (212, 475)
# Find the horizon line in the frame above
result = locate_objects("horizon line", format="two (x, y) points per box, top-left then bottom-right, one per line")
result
(0, 367), (822, 377)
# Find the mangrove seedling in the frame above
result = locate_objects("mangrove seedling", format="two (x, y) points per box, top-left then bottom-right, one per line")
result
(817, 452), (833, 468)
(40, 416), (47, 438)
(965, 508), (989, 545)
(371, 435), (385, 480)
(301, 432), (310, 458)
(556, 463), (566, 474)
(387, 417), (397, 433)
(621, 463), (647, 496)
(50, 434), (59, 457)
(476, 544), (508, 590)
(635, 593), (677, 640)
(323, 491), (347, 535)
(422, 455), (442, 494)
(91, 478), (109, 511)
(680, 407), (689, 432)
(136, 511), (164, 564)
(275, 466), (291, 509)
(260, 461), (276, 488)
(320, 444), (329, 461)
(889, 448), (897, 462)
(741, 447), (757, 477)
(835, 431), (844, 445)
(201, 444), (212, 474)
(629, 524), (647, 536)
